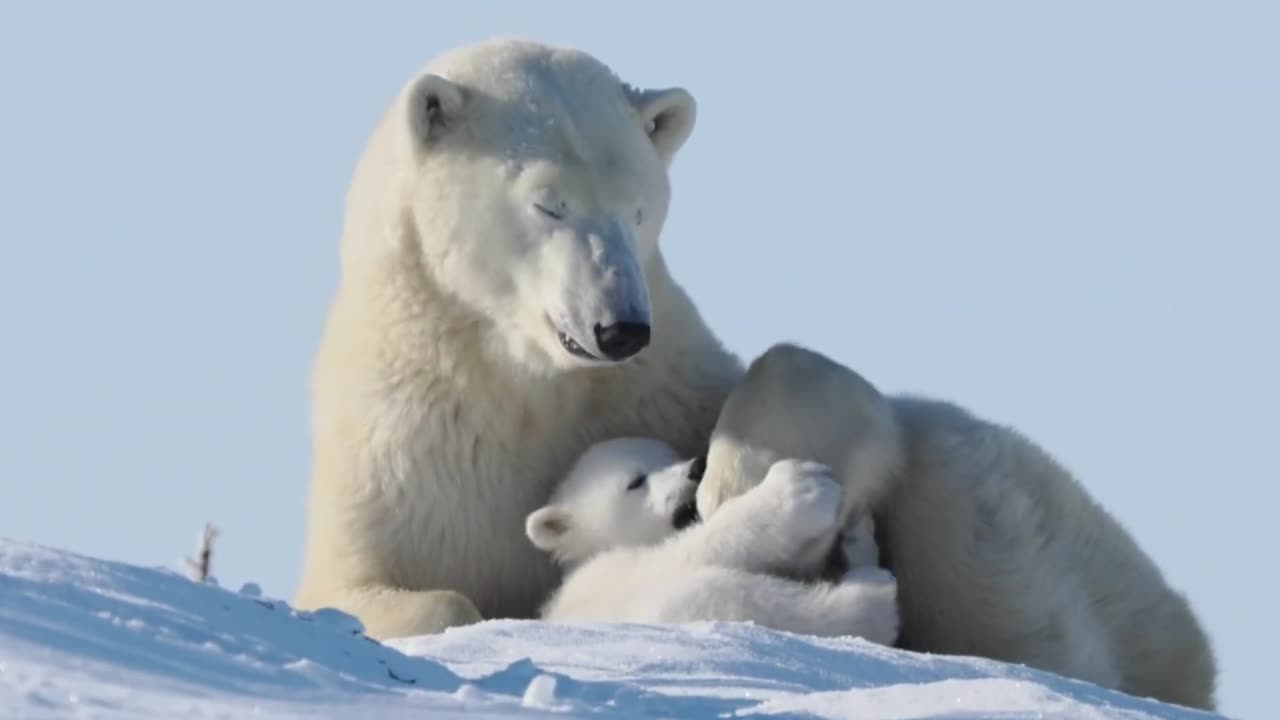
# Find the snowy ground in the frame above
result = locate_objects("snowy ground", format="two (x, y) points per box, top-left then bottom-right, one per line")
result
(0, 538), (1223, 720)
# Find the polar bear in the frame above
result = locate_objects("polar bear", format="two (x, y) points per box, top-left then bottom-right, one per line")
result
(525, 437), (898, 644)
(695, 343), (1219, 711)
(293, 39), (742, 640)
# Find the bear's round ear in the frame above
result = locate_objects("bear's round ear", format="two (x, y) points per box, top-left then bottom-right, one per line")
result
(406, 73), (466, 146)
(526, 506), (573, 552)
(629, 86), (697, 163)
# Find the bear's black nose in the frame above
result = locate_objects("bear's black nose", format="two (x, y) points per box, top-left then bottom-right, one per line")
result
(593, 321), (650, 361)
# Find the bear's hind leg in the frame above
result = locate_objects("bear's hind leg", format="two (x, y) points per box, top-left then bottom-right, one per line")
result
(741, 567), (899, 644)
(821, 567), (900, 645)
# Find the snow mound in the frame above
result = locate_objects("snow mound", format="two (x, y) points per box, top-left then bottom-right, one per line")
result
(0, 538), (1222, 719)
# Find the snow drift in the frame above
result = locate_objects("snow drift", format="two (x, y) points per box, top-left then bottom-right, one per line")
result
(0, 538), (1222, 719)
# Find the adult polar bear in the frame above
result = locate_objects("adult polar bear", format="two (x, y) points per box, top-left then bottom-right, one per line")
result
(293, 39), (742, 639)
(696, 344), (1218, 711)
(293, 34), (1216, 710)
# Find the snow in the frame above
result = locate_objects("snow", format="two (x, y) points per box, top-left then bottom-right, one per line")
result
(0, 538), (1222, 720)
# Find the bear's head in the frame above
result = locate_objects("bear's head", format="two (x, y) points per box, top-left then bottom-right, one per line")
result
(526, 437), (702, 566)
(395, 39), (696, 375)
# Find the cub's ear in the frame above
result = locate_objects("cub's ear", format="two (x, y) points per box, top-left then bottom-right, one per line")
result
(406, 74), (466, 146)
(526, 506), (573, 552)
(628, 86), (697, 163)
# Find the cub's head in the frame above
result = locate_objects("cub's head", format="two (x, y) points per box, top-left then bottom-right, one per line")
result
(395, 39), (697, 375)
(526, 437), (705, 566)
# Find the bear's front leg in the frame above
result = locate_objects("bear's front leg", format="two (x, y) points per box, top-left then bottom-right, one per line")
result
(675, 459), (844, 577)
(326, 586), (483, 641)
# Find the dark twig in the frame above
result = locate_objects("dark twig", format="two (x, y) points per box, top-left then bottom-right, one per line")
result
(186, 523), (219, 582)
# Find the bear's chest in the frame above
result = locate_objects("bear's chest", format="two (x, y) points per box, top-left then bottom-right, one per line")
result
(382, 392), (629, 617)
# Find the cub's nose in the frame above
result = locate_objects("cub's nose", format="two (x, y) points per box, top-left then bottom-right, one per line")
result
(593, 321), (651, 361)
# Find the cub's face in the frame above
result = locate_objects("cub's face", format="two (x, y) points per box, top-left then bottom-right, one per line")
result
(526, 437), (704, 566)
(400, 41), (698, 376)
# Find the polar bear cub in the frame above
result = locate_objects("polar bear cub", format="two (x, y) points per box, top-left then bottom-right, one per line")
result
(695, 343), (1219, 711)
(525, 438), (899, 643)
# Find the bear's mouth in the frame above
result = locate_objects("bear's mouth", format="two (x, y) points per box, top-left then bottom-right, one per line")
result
(671, 500), (700, 530)
(546, 316), (600, 361)
(557, 329), (598, 360)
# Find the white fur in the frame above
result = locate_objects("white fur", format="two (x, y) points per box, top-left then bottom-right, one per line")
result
(528, 438), (899, 645)
(293, 39), (742, 640)
(696, 343), (1219, 711)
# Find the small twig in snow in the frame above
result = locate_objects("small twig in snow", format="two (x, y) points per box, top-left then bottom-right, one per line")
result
(186, 523), (219, 583)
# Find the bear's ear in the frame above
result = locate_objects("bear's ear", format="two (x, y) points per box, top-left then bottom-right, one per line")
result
(526, 506), (573, 552)
(406, 74), (466, 146)
(629, 86), (697, 163)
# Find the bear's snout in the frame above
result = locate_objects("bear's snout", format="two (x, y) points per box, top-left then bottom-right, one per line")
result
(593, 321), (650, 361)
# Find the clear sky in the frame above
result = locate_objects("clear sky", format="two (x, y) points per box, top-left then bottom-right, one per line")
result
(1, 2), (1274, 716)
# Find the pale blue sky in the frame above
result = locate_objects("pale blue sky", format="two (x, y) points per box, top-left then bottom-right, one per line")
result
(1, 2), (1274, 716)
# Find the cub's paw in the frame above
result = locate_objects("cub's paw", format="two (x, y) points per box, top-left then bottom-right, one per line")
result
(758, 459), (843, 539)
(842, 514), (881, 569)
(842, 565), (896, 587)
